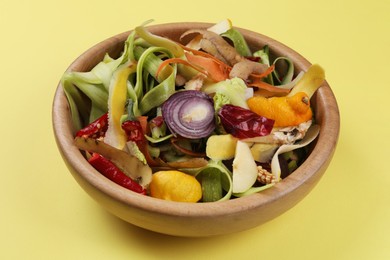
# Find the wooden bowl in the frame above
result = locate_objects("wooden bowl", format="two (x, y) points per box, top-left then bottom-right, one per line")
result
(52, 22), (340, 237)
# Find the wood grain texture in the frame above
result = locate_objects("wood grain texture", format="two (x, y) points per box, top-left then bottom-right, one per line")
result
(52, 22), (340, 237)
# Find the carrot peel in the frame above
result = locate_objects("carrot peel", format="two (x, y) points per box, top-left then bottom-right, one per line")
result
(184, 52), (230, 82)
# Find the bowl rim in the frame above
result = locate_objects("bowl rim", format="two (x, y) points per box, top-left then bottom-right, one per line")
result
(53, 22), (340, 220)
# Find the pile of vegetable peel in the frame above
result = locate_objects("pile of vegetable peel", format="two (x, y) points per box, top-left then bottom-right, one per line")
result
(63, 19), (325, 203)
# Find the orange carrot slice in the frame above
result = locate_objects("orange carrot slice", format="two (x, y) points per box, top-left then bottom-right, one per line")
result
(184, 52), (230, 82)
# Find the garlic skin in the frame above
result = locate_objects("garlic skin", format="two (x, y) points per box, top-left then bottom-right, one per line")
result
(271, 124), (320, 181)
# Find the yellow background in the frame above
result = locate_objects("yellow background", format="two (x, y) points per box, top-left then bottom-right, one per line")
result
(1, 0), (389, 259)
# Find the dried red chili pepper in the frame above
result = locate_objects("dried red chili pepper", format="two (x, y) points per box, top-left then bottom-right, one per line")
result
(122, 120), (161, 167)
(76, 114), (145, 143)
(88, 153), (146, 194)
(75, 113), (108, 138)
(218, 104), (274, 139)
(121, 120), (145, 144)
(76, 114), (161, 167)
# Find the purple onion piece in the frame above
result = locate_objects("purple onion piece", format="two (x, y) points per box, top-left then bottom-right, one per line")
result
(162, 90), (215, 139)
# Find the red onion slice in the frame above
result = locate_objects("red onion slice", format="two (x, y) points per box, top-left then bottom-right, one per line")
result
(162, 90), (215, 139)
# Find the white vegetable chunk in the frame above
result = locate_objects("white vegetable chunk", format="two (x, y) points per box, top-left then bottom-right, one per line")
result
(232, 140), (258, 193)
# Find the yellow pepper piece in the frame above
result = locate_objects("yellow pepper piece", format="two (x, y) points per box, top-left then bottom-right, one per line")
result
(150, 170), (202, 202)
(104, 62), (136, 149)
(287, 64), (325, 99)
(247, 92), (312, 127)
